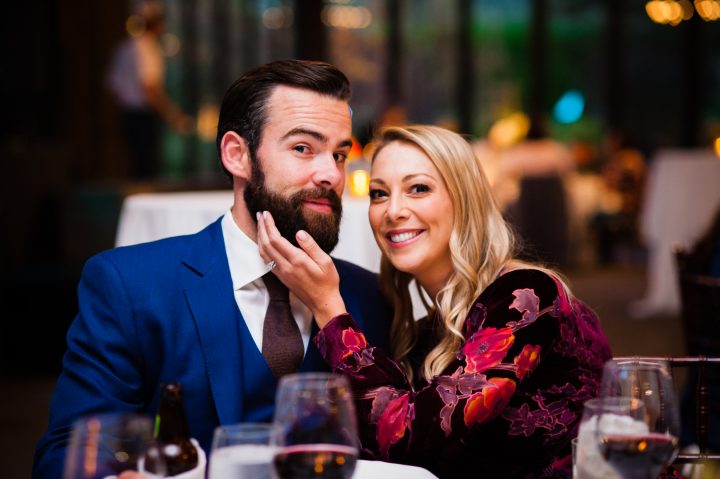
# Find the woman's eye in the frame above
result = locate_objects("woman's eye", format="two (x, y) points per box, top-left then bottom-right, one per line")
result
(410, 184), (430, 194)
(369, 189), (387, 200)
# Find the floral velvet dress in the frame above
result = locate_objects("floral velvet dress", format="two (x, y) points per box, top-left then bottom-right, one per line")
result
(314, 269), (613, 478)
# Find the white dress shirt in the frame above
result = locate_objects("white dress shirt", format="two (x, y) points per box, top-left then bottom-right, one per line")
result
(221, 211), (313, 352)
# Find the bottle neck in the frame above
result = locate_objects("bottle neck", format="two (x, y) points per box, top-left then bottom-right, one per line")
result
(155, 397), (191, 442)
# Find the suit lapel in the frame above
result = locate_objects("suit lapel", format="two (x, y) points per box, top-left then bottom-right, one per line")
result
(182, 219), (245, 425)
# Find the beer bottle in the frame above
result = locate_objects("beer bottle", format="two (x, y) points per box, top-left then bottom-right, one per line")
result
(145, 382), (199, 475)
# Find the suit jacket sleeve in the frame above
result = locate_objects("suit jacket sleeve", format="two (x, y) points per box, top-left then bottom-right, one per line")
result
(33, 253), (149, 479)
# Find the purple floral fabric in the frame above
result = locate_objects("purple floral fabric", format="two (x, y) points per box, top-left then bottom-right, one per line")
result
(314, 269), (613, 478)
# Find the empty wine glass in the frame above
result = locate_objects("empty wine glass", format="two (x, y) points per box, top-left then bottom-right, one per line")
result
(63, 412), (165, 479)
(271, 372), (359, 479)
(596, 359), (681, 479)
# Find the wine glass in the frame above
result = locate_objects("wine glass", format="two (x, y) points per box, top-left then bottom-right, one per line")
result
(63, 412), (165, 478)
(596, 359), (681, 479)
(208, 423), (275, 479)
(576, 397), (646, 479)
(271, 372), (359, 479)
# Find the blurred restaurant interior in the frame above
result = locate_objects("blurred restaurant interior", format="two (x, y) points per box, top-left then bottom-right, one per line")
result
(1, 0), (720, 476)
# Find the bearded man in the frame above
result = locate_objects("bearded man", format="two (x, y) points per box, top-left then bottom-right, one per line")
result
(33, 60), (391, 479)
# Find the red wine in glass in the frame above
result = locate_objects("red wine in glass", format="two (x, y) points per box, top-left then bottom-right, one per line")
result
(600, 433), (679, 479)
(273, 444), (357, 479)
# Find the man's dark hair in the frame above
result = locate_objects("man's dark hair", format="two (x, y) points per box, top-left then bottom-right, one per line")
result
(216, 59), (351, 179)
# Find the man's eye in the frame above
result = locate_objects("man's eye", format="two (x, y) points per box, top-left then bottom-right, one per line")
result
(293, 145), (310, 154)
(369, 189), (387, 200)
(410, 184), (430, 194)
(334, 152), (347, 163)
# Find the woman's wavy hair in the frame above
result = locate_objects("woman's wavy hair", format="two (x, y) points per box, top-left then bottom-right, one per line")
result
(371, 125), (530, 383)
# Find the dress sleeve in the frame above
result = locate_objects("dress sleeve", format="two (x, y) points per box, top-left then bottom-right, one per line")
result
(313, 270), (586, 463)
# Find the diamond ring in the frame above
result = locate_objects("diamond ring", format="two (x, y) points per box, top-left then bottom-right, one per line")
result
(266, 260), (277, 271)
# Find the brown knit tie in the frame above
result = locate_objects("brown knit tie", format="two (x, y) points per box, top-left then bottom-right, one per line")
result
(261, 272), (304, 378)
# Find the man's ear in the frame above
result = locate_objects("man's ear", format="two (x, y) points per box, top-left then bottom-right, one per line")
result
(220, 131), (252, 180)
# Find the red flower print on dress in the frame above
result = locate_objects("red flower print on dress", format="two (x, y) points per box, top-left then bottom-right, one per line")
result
(376, 393), (412, 458)
(340, 327), (367, 359)
(514, 344), (542, 379)
(462, 327), (514, 374)
(463, 377), (516, 427)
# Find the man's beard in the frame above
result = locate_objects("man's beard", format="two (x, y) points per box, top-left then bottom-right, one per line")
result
(244, 155), (342, 254)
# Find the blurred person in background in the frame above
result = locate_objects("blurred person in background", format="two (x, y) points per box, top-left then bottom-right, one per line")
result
(496, 115), (575, 267)
(106, 0), (192, 179)
(591, 129), (647, 265)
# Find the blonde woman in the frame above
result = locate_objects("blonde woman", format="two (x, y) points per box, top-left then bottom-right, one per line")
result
(257, 125), (612, 478)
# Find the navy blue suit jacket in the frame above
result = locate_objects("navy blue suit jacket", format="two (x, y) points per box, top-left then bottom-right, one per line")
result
(33, 218), (391, 478)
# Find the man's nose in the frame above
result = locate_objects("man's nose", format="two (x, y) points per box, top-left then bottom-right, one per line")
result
(312, 153), (344, 189)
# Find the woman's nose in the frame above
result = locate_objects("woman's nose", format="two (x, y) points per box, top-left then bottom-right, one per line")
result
(386, 194), (409, 221)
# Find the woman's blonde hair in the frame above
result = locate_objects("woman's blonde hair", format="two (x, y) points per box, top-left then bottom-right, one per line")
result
(371, 125), (525, 383)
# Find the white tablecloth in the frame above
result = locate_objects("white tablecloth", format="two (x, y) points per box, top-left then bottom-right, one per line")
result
(632, 149), (720, 317)
(115, 191), (381, 273)
(116, 190), (434, 317)
(355, 459), (438, 478)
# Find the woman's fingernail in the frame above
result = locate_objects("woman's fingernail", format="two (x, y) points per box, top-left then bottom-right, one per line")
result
(256, 212), (261, 221)
(297, 230), (308, 241)
(263, 211), (269, 219)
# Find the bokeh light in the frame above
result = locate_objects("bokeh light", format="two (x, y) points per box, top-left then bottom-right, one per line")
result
(348, 169), (370, 197)
(488, 112), (530, 149)
(553, 90), (585, 124)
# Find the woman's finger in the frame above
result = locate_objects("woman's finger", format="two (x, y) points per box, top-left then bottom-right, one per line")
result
(295, 230), (333, 271)
(262, 211), (322, 273)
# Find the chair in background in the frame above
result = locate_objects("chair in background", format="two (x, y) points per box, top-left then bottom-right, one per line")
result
(675, 248), (720, 355)
(675, 247), (720, 453)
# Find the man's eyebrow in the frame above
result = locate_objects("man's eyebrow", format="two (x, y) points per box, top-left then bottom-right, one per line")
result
(280, 128), (328, 143)
(280, 128), (353, 149)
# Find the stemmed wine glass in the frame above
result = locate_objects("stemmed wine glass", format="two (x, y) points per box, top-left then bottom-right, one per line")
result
(576, 396), (647, 479)
(595, 359), (681, 479)
(208, 423), (275, 479)
(63, 412), (166, 478)
(271, 372), (359, 479)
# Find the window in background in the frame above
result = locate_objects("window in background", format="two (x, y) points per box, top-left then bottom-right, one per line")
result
(547, 0), (604, 148)
(162, 0), (294, 179)
(624, 0), (685, 153)
(402, 1), (458, 128)
(325, 0), (386, 145)
(473, 0), (530, 138)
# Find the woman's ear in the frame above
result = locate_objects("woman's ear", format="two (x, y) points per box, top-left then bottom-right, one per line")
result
(220, 131), (252, 180)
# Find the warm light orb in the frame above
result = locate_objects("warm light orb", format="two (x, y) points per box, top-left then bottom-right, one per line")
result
(161, 33), (181, 57)
(321, 6), (372, 29)
(348, 169), (370, 197)
(488, 112), (530, 149)
(126, 14), (146, 37)
(646, 0), (694, 24)
(714, 136), (720, 158)
(695, 0), (720, 20)
(196, 104), (219, 142)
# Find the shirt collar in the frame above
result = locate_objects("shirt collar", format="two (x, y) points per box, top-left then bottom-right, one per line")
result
(221, 210), (272, 290)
